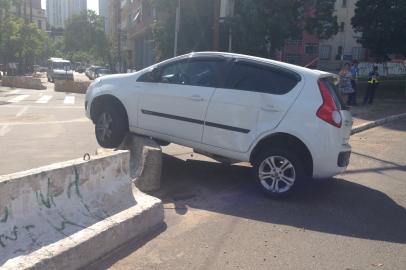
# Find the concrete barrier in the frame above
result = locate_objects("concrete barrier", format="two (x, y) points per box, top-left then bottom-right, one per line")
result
(119, 134), (162, 193)
(2, 76), (45, 90)
(54, 80), (91, 94)
(0, 151), (164, 270)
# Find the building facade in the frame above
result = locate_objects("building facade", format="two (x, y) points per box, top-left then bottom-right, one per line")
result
(46, 0), (87, 28)
(108, 0), (157, 71)
(99, 0), (109, 35)
(10, 0), (46, 31)
(318, 0), (365, 70)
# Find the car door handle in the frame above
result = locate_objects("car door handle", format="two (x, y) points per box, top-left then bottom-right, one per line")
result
(261, 104), (280, 112)
(187, 95), (204, 102)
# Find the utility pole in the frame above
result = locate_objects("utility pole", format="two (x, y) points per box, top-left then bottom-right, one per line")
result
(212, 0), (220, 51)
(29, 0), (33, 23)
(23, 0), (27, 23)
(173, 0), (180, 57)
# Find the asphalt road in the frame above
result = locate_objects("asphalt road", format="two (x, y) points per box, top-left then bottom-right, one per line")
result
(0, 86), (99, 175)
(90, 120), (406, 270)
(0, 85), (405, 270)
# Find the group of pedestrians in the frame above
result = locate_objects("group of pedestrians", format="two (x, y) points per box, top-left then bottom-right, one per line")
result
(338, 61), (380, 106)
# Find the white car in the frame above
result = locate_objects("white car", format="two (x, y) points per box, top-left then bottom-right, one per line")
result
(85, 52), (352, 198)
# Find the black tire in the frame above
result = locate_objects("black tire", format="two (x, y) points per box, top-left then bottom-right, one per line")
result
(253, 148), (305, 199)
(95, 105), (128, 148)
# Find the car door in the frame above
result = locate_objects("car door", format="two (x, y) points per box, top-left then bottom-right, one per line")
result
(202, 59), (302, 153)
(137, 57), (226, 143)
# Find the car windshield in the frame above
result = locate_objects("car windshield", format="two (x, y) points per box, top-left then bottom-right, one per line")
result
(97, 68), (111, 74)
(53, 62), (71, 70)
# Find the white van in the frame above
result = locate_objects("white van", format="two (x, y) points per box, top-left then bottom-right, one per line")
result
(47, 58), (74, 82)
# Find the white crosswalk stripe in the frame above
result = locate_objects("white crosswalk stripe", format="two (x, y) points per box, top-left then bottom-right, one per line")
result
(8, 95), (29, 103)
(63, 95), (75, 105)
(36, 95), (53, 104)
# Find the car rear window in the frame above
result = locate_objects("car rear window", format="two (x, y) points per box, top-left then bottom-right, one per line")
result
(225, 61), (301, 95)
(320, 76), (347, 110)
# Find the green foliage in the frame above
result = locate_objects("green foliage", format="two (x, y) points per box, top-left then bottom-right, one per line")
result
(64, 10), (110, 65)
(0, 2), (50, 73)
(150, 0), (214, 60)
(306, 0), (338, 39)
(352, 0), (406, 60)
(150, 0), (338, 59)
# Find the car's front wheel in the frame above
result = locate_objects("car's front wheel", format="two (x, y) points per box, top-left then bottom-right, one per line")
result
(95, 105), (127, 148)
(254, 148), (304, 199)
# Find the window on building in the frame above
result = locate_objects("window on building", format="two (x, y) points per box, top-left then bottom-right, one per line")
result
(37, 20), (42, 29)
(304, 43), (319, 55)
(340, 22), (345, 32)
(319, 45), (331, 60)
(286, 39), (303, 46)
(352, 47), (363, 60)
(342, 0), (347, 8)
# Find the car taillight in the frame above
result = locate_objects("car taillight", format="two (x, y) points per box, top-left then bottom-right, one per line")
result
(316, 79), (342, 128)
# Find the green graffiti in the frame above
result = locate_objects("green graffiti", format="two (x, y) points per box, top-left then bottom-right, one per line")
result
(47, 212), (87, 235)
(36, 178), (56, 209)
(0, 226), (18, 248)
(0, 207), (9, 223)
(67, 166), (83, 199)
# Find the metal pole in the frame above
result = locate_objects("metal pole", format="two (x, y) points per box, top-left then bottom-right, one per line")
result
(212, 0), (220, 51)
(174, 0), (180, 57)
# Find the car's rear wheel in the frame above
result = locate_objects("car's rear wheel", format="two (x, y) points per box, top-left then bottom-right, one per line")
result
(95, 105), (127, 148)
(254, 148), (304, 199)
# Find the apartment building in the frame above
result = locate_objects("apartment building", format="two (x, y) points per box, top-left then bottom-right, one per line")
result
(318, 0), (365, 70)
(9, 0), (46, 31)
(46, 0), (87, 28)
(99, 0), (110, 35)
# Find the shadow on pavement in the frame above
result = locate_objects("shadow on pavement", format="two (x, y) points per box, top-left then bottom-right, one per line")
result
(84, 223), (167, 270)
(158, 154), (406, 244)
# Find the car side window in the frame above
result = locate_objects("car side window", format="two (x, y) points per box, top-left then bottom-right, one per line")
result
(225, 61), (300, 95)
(159, 59), (225, 88)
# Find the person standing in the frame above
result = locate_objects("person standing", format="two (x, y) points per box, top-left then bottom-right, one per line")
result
(338, 63), (354, 103)
(363, 66), (380, 105)
(348, 60), (359, 105)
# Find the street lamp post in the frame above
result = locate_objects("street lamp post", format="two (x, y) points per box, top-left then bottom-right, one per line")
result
(174, 0), (180, 57)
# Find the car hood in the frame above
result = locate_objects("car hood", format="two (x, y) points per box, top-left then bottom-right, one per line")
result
(98, 72), (141, 83)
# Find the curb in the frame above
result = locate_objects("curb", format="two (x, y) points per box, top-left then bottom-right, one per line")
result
(351, 112), (406, 135)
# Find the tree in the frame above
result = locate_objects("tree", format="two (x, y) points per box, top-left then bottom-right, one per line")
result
(305, 0), (338, 40)
(150, 0), (214, 60)
(0, 0), (49, 74)
(352, 0), (406, 60)
(64, 10), (110, 65)
(230, 0), (338, 58)
(150, 0), (338, 60)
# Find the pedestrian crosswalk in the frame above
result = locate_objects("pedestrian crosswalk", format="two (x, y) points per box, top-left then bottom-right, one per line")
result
(2, 93), (78, 106)
(8, 95), (29, 103)
(36, 95), (53, 104)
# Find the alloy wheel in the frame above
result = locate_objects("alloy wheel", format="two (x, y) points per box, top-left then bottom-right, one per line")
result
(258, 156), (296, 193)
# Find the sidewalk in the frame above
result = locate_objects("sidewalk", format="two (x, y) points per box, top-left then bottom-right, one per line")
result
(350, 99), (406, 127)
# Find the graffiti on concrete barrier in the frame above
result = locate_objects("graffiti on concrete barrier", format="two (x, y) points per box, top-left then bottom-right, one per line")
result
(36, 178), (56, 209)
(67, 167), (83, 200)
(0, 207), (9, 223)
(0, 226), (18, 248)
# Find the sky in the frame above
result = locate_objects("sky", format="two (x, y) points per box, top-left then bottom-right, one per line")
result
(40, 0), (99, 14)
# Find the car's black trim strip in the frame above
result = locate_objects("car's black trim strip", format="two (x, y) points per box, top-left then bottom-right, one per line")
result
(205, 122), (250, 134)
(141, 110), (204, 125)
(141, 109), (250, 134)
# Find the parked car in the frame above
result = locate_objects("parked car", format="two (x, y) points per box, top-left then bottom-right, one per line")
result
(85, 52), (352, 198)
(93, 67), (112, 78)
(47, 58), (74, 82)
